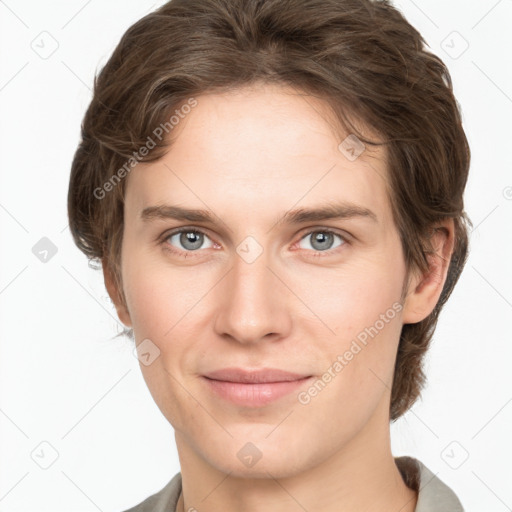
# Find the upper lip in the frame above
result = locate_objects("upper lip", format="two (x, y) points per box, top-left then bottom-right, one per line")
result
(203, 368), (311, 384)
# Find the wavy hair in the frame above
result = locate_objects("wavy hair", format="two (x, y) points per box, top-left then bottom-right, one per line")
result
(68, 0), (471, 420)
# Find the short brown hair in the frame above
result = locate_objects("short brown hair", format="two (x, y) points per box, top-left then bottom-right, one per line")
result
(68, 0), (471, 421)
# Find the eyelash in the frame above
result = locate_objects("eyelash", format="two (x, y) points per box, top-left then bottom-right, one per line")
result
(159, 227), (350, 259)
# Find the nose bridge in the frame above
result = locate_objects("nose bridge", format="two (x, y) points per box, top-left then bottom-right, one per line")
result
(214, 244), (290, 343)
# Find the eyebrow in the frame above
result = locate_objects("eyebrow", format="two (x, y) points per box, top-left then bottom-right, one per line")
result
(140, 202), (378, 227)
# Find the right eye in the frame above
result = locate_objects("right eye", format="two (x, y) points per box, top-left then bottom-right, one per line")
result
(162, 228), (215, 255)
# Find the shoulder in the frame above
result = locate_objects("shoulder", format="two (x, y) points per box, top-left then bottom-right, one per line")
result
(395, 456), (464, 512)
(121, 472), (182, 512)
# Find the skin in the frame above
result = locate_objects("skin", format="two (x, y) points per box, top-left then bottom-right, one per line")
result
(104, 82), (454, 512)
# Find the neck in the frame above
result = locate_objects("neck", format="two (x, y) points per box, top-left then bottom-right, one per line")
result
(174, 399), (417, 512)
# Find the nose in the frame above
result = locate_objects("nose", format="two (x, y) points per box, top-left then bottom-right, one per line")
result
(213, 248), (292, 345)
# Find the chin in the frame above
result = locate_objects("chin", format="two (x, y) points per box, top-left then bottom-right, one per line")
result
(200, 436), (318, 480)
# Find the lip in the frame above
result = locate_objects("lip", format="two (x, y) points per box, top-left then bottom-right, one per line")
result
(202, 368), (313, 407)
(203, 367), (310, 383)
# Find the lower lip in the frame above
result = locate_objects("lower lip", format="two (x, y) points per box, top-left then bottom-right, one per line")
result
(203, 377), (312, 407)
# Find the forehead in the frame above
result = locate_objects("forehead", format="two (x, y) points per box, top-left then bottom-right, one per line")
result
(125, 84), (392, 227)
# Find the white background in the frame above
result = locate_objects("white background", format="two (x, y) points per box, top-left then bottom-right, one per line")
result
(0, 0), (511, 510)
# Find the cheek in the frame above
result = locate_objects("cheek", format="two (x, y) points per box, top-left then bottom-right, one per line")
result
(295, 283), (404, 432)
(120, 248), (214, 394)
(297, 255), (405, 336)
(121, 245), (207, 337)
(121, 252), (209, 425)
(294, 252), (406, 393)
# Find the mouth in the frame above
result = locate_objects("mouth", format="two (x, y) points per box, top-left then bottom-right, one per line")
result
(202, 368), (313, 407)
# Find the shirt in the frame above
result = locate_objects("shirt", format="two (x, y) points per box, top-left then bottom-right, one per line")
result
(122, 456), (464, 511)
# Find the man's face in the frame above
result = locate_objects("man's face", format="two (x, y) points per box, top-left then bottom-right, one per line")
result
(118, 83), (409, 477)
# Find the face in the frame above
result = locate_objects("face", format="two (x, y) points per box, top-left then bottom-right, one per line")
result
(112, 83), (412, 478)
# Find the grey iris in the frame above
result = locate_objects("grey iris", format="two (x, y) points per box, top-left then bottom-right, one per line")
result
(181, 231), (203, 250)
(310, 231), (334, 251)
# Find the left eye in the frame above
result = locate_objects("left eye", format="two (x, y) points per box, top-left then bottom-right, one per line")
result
(298, 230), (345, 252)
(167, 230), (214, 251)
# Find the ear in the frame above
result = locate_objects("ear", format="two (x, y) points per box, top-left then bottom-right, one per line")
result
(402, 219), (455, 325)
(102, 258), (132, 327)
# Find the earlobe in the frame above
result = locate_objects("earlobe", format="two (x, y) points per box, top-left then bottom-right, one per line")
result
(401, 220), (455, 325)
(102, 258), (133, 327)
